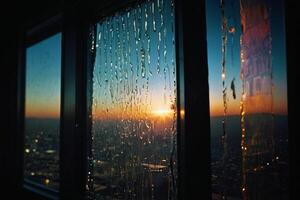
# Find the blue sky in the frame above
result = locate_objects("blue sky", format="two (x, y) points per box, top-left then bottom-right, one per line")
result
(24, 0), (288, 118)
(206, 0), (288, 116)
(25, 33), (61, 118)
(92, 0), (177, 119)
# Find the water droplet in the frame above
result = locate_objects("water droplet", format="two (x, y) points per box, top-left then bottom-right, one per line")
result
(158, 31), (161, 42)
(141, 48), (146, 78)
(149, 70), (153, 76)
(152, 1), (155, 14)
(133, 20), (136, 33)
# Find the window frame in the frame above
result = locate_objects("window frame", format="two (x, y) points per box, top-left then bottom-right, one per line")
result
(17, 0), (210, 199)
(86, 0), (211, 199)
(284, 1), (298, 198)
(17, 14), (63, 199)
(174, 0), (211, 199)
(85, 0), (211, 199)
(13, 0), (298, 200)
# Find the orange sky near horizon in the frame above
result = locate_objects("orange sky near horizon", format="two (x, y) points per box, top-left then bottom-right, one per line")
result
(25, 103), (60, 119)
(92, 102), (175, 121)
(209, 95), (288, 117)
(25, 93), (287, 119)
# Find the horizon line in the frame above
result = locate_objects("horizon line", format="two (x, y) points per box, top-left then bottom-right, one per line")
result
(26, 112), (288, 120)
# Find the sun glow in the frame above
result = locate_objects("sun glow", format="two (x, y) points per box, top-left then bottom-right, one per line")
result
(152, 108), (173, 117)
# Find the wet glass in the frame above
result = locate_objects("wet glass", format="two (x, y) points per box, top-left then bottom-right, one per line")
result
(207, 0), (289, 199)
(87, 0), (177, 199)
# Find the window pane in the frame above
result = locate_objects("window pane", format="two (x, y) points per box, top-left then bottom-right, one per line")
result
(24, 33), (61, 190)
(88, 0), (177, 199)
(207, 0), (288, 199)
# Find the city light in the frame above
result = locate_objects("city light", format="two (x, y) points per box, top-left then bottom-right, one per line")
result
(44, 179), (50, 185)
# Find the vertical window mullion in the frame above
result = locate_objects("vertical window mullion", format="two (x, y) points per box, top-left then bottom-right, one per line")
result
(60, 8), (87, 199)
(175, 0), (211, 199)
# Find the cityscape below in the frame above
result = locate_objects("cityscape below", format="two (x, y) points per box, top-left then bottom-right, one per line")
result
(210, 114), (289, 199)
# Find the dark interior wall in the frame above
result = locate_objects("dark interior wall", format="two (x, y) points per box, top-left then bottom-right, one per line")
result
(0, 19), (19, 195)
(285, 0), (300, 199)
(0, 0), (64, 196)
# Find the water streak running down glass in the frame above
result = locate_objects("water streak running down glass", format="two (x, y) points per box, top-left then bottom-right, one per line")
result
(207, 0), (289, 199)
(88, 0), (177, 199)
(24, 33), (61, 190)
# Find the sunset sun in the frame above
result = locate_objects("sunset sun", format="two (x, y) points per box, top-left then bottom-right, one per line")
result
(152, 108), (173, 117)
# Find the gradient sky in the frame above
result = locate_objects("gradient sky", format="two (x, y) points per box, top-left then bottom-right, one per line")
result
(206, 0), (288, 116)
(92, 0), (176, 120)
(24, 0), (288, 119)
(25, 33), (61, 119)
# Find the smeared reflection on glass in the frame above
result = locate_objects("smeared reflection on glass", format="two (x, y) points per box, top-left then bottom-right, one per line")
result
(240, 1), (288, 199)
(89, 0), (177, 199)
(207, 0), (288, 199)
(24, 33), (61, 190)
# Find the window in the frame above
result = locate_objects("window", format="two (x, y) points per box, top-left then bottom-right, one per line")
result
(11, 0), (295, 199)
(87, 0), (177, 199)
(24, 33), (61, 191)
(207, 0), (289, 199)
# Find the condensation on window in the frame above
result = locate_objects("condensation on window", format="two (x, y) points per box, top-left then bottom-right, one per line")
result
(87, 0), (177, 199)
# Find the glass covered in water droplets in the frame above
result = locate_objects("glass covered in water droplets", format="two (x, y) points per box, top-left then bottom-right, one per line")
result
(88, 0), (177, 199)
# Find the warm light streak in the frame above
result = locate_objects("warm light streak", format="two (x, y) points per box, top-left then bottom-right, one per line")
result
(152, 108), (173, 117)
(180, 109), (185, 119)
